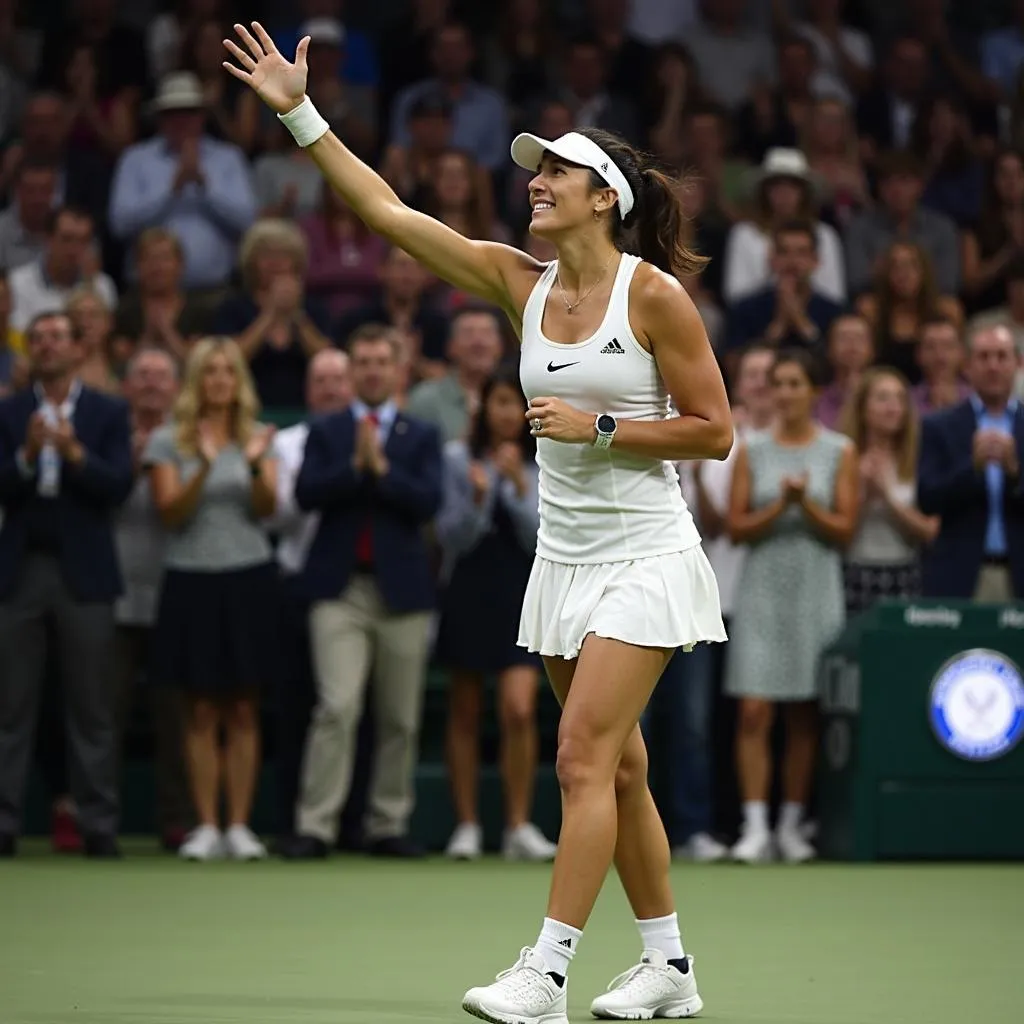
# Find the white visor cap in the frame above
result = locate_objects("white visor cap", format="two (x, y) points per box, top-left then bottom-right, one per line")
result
(510, 131), (635, 220)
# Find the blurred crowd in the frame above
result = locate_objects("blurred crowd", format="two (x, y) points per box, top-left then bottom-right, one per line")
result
(3, 0), (1024, 864)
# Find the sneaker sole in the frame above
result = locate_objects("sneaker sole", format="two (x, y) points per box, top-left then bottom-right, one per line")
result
(462, 1000), (569, 1024)
(590, 993), (704, 1019)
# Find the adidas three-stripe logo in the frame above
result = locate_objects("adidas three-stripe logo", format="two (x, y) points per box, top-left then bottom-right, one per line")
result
(600, 338), (625, 354)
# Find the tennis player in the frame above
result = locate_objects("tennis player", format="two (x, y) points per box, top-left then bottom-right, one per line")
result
(224, 23), (731, 1024)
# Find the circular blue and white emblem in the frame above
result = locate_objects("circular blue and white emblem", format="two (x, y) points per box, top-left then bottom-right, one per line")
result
(929, 649), (1024, 762)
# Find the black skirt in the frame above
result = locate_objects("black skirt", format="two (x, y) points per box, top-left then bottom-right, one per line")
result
(151, 562), (280, 695)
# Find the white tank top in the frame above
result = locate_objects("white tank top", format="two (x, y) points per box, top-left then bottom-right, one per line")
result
(519, 253), (702, 564)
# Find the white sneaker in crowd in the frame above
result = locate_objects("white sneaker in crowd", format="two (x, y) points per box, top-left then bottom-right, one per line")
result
(590, 949), (704, 1020)
(674, 832), (729, 863)
(775, 826), (816, 864)
(223, 824), (267, 861)
(462, 946), (569, 1024)
(178, 825), (225, 862)
(730, 825), (774, 864)
(503, 823), (557, 862)
(447, 823), (483, 861)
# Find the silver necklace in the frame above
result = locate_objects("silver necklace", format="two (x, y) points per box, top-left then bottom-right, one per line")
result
(556, 252), (616, 314)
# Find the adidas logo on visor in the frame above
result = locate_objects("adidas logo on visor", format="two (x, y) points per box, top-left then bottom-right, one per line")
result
(600, 338), (625, 354)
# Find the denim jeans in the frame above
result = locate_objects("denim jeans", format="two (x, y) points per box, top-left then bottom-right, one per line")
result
(642, 642), (716, 845)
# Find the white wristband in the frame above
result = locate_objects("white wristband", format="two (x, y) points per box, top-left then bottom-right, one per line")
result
(277, 96), (330, 148)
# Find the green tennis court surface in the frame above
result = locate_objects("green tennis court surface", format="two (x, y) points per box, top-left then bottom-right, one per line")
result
(1, 845), (1019, 1024)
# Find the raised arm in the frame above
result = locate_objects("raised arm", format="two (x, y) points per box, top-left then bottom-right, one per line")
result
(223, 23), (537, 326)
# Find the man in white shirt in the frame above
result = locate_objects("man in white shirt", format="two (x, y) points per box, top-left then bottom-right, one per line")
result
(267, 348), (352, 842)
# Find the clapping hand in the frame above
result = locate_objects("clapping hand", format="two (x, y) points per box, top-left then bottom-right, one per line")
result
(356, 415), (388, 476)
(23, 412), (48, 464)
(244, 424), (276, 466)
(493, 442), (527, 496)
(467, 460), (489, 505)
(781, 472), (808, 504)
(49, 416), (84, 465)
(973, 429), (1017, 473)
(859, 452), (888, 498)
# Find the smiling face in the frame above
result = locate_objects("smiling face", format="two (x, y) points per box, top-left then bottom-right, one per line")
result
(485, 380), (527, 444)
(528, 152), (616, 240)
(771, 357), (817, 427)
(200, 350), (239, 411)
(863, 372), (908, 439)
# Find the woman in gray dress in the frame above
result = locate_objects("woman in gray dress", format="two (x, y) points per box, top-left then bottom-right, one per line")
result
(726, 349), (858, 864)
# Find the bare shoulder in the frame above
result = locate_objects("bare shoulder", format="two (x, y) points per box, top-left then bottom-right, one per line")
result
(628, 261), (706, 352)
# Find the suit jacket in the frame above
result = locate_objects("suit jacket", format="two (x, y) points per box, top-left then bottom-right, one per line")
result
(917, 399), (1024, 598)
(295, 406), (443, 612)
(0, 385), (133, 602)
(723, 286), (842, 353)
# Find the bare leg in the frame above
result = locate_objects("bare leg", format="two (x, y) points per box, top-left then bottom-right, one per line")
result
(735, 698), (775, 802)
(184, 696), (221, 827)
(446, 671), (483, 825)
(497, 665), (540, 829)
(781, 702), (818, 804)
(224, 696), (260, 827)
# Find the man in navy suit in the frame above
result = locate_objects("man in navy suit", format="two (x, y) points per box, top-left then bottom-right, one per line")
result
(0, 311), (133, 857)
(918, 325), (1024, 601)
(286, 324), (442, 859)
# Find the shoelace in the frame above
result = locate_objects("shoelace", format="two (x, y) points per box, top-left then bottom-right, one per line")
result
(604, 961), (664, 995)
(493, 949), (552, 1001)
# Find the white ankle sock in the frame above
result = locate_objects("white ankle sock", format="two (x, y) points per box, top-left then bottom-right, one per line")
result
(636, 912), (684, 961)
(535, 917), (582, 978)
(743, 801), (769, 831)
(778, 802), (804, 832)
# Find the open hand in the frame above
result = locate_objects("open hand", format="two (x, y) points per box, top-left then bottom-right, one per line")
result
(49, 416), (84, 464)
(223, 22), (309, 116)
(526, 397), (594, 445)
(23, 411), (48, 463)
(467, 460), (489, 505)
(493, 441), (527, 495)
(245, 424), (276, 465)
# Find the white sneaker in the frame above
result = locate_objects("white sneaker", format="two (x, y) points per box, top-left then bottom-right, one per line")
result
(503, 823), (557, 862)
(775, 826), (816, 864)
(224, 824), (267, 861)
(179, 825), (225, 862)
(462, 947), (569, 1024)
(590, 949), (703, 1019)
(447, 823), (483, 860)
(674, 833), (728, 863)
(730, 825), (774, 864)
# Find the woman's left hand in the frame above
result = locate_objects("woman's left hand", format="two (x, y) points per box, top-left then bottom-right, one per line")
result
(526, 397), (595, 445)
(245, 424), (277, 465)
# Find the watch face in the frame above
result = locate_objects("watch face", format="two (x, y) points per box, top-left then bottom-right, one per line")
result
(597, 414), (616, 434)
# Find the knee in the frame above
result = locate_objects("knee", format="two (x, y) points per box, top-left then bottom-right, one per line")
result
(499, 692), (535, 734)
(449, 678), (482, 732)
(187, 698), (220, 735)
(555, 728), (613, 797)
(615, 746), (649, 799)
(226, 697), (259, 732)
(737, 700), (773, 738)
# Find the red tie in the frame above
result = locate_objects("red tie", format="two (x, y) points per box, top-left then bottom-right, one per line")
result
(355, 412), (378, 566)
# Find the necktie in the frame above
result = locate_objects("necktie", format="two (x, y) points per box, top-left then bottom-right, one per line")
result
(355, 412), (379, 566)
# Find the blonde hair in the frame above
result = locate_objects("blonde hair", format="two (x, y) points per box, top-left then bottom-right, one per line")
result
(173, 337), (260, 456)
(239, 218), (308, 292)
(839, 366), (919, 482)
(65, 283), (111, 315)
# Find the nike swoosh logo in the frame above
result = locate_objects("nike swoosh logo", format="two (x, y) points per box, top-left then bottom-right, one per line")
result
(547, 361), (579, 372)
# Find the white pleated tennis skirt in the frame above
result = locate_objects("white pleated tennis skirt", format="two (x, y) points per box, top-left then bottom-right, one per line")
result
(517, 546), (728, 661)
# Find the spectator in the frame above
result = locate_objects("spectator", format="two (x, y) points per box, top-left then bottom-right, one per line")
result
(380, 91), (455, 207)
(726, 348), (858, 863)
(479, 0), (558, 119)
(856, 36), (932, 157)
(971, 260), (1024, 372)
(588, 0), (655, 97)
(912, 316), (970, 416)
(212, 219), (333, 410)
(377, 0), (454, 116)
(0, 160), (58, 272)
(145, 337), (278, 862)
(918, 324), (1024, 601)
(840, 367), (937, 616)
(723, 148), (846, 305)
(801, 97), (871, 231)
(66, 284), (118, 394)
(685, 0), (775, 113)
(9, 205), (116, 332)
(855, 241), (963, 385)
(147, 0), (227, 83)
(108, 72), (257, 291)
(0, 273), (26, 394)
(557, 35), (638, 144)
(110, 228), (217, 371)
(981, 0), (1024, 103)
(962, 148), (1024, 316)
(114, 347), (191, 852)
(0, 309), (133, 858)
(252, 119), (326, 219)
(724, 221), (842, 357)
(815, 313), (875, 428)
(285, 325), (443, 860)
(298, 183), (390, 324)
(405, 306), (504, 443)
(646, 45), (708, 169)
(435, 364), (554, 863)
(786, 0), (873, 104)
(390, 21), (510, 173)
(845, 151), (960, 298)
(336, 246), (450, 384)
(265, 348), (352, 839)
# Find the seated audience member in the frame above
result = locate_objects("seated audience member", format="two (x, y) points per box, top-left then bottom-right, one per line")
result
(845, 151), (960, 297)
(298, 183), (389, 323)
(145, 338), (278, 862)
(252, 120), (325, 219)
(856, 241), (963, 386)
(801, 98), (871, 231)
(840, 368), (938, 616)
(285, 325), (442, 860)
(0, 311), (133, 858)
(724, 221), (842, 358)
(9, 206), (117, 332)
(918, 325), (1024, 601)
(0, 161), (59, 272)
(405, 306), (504, 443)
(212, 219), (333, 409)
(380, 91), (455, 206)
(111, 229), (217, 371)
(0, 275), (27, 395)
(723, 148), (846, 306)
(912, 316), (970, 416)
(425, 149), (510, 245)
(66, 286), (119, 394)
(114, 348), (191, 852)
(108, 72), (257, 291)
(815, 314), (875, 428)
(726, 349), (858, 864)
(435, 364), (555, 863)
(337, 246), (450, 385)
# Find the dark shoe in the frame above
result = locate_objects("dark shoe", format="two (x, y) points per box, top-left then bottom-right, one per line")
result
(367, 835), (425, 859)
(336, 830), (366, 853)
(0, 833), (16, 857)
(83, 834), (122, 859)
(280, 834), (330, 860)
